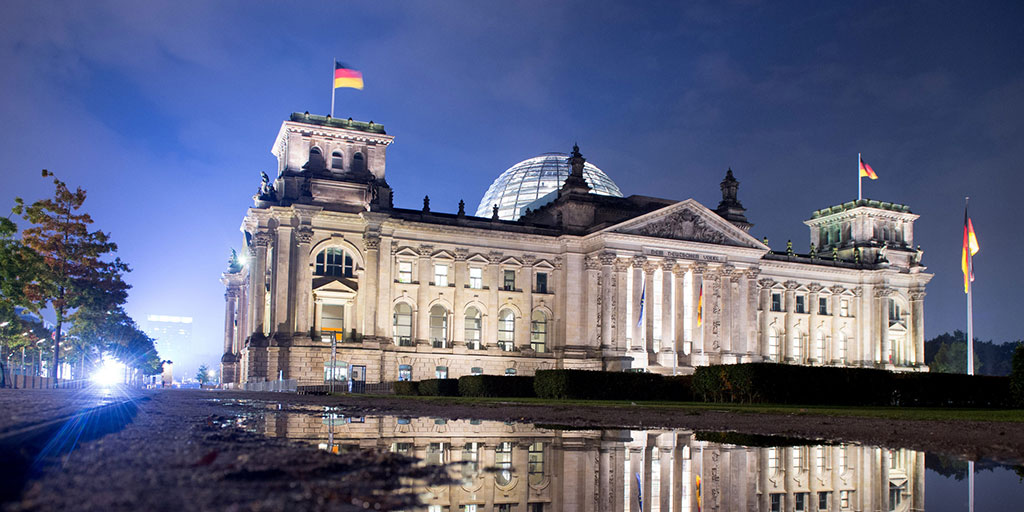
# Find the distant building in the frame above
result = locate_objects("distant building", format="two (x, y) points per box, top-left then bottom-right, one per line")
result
(145, 315), (193, 372)
(220, 112), (933, 387)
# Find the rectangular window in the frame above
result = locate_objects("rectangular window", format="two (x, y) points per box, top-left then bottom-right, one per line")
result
(324, 361), (347, 382)
(819, 491), (830, 511)
(819, 297), (829, 315)
(771, 292), (782, 312)
(471, 367), (483, 376)
(426, 442), (446, 465)
(497, 505), (511, 512)
(816, 446), (826, 470)
(529, 504), (544, 512)
(434, 264), (449, 287)
(840, 299), (850, 317)
(796, 295), (806, 314)
(321, 304), (345, 339)
(535, 272), (548, 293)
(768, 448), (780, 473)
(460, 505), (478, 512)
(469, 267), (483, 289)
(505, 368), (517, 376)
(398, 364), (412, 381)
(435, 366), (448, 379)
(528, 442), (544, 485)
(390, 442), (412, 454)
(792, 447), (803, 469)
(770, 493), (782, 512)
(398, 261), (412, 283)
(840, 490), (851, 509)
(503, 269), (516, 291)
(795, 492), (807, 511)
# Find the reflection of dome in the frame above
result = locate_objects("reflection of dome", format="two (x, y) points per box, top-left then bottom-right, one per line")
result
(476, 153), (623, 220)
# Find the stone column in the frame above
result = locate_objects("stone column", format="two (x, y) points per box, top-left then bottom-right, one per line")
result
(643, 261), (657, 363)
(453, 248), (468, 344)
(628, 447), (643, 512)
(758, 278), (773, 360)
(251, 232), (272, 337)
(854, 286), (867, 365)
(911, 291), (926, 366)
(415, 245), (433, 344)
(658, 434), (674, 512)
(271, 225), (292, 336)
(362, 232), (380, 338)
(829, 286), (844, 364)
(293, 227), (314, 336)
(223, 289), (238, 355)
(614, 258), (630, 353)
(659, 259), (675, 362)
(744, 268), (761, 359)
(808, 283), (822, 364)
(585, 256), (601, 349)
(522, 254), (535, 325)
(551, 256), (563, 351)
(691, 263), (706, 360)
(704, 270), (721, 362)
(630, 256), (646, 352)
(599, 252), (617, 351)
(783, 280), (798, 362)
(377, 237), (394, 339)
(877, 287), (892, 366)
(672, 263), (688, 362)
(486, 251), (503, 348)
(719, 266), (734, 358)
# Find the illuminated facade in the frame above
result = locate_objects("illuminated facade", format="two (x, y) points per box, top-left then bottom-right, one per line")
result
(261, 413), (925, 512)
(220, 113), (932, 387)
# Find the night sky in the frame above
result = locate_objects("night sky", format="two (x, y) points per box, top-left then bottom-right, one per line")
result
(2, 1), (1022, 374)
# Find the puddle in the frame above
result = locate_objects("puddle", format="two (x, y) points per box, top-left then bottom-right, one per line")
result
(221, 401), (1024, 511)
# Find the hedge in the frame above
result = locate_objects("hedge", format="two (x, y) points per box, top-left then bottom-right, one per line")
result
(414, 378), (460, 396)
(1011, 344), (1024, 407)
(458, 375), (536, 397)
(393, 381), (419, 396)
(533, 369), (692, 401)
(692, 363), (1013, 407)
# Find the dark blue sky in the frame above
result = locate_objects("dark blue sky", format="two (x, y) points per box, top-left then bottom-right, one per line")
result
(2, 1), (1022, 372)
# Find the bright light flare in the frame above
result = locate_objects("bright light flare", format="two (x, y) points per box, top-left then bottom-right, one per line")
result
(92, 358), (125, 387)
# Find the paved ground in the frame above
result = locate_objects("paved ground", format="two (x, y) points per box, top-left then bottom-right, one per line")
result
(1, 388), (1022, 511)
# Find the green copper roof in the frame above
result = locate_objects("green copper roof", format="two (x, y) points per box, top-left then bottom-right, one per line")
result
(811, 199), (912, 219)
(289, 112), (386, 134)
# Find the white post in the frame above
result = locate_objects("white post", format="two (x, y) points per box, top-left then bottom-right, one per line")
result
(330, 59), (336, 118)
(967, 197), (974, 376)
(858, 153), (862, 201)
(969, 460), (975, 512)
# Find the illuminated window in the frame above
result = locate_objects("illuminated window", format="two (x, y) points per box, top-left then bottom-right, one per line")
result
(391, 442), (412, 453)
(840, 490), (851, 509)
(816, 447), (826, 471)
(768, 328), (781, 361)
(495, 442), (512, 485)
(469, 267), (483, 289)
(535, 272), (548, 293)
(464, 307), (482, 349)
(498, 310), (515, 351)
(398, 364), (412, 381)
(324, 361), (347, 382)
(816, 332), (826, 362)
(315, 247), (354, 277)
(460, 506), (478, 512)
(393, 304), (412, 346)
(528, 442), (544, 485)
(470, 367), (483, 376)
(429, 305), (448, 348)
(530, 310), (547, 353)
(888, 299), (904, 327)
(505, 368), (517, 376)
(397, 261), (412, 283)
(321, 304), (345, 339)
(768, 448), (780, 473)
(840, 299), (850, 317)
(434, 264), (449, 287)
(838, 333), (848, 361)
(792, 332), (803, 360)
(792, 447), (804, 469)
(435, 366), (448, 379)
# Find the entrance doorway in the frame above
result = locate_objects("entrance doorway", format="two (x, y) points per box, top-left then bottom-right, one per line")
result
(350, 365), (366, 393)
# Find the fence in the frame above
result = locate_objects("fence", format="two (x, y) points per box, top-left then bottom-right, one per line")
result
(295, 381), (395, 395)
(243, 379), (298, 392)
(1, 369), (88, 389)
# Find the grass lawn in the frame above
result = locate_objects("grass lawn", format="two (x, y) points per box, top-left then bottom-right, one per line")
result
(351, 394), (1024, 423)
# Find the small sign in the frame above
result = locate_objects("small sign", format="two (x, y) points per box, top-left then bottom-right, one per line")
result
(644, 248), (726, 262)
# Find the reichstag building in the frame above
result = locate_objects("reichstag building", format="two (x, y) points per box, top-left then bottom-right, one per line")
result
(219, 112), (932, 387)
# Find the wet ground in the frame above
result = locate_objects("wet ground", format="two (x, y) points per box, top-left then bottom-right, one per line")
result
(1, 389), (1022, 511)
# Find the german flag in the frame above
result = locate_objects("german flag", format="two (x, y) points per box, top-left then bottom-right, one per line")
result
(334, 62), (364, 90)
(860, 159), (878, 180)
(961, 207), (979, 293)
(697, 282), (704, 327)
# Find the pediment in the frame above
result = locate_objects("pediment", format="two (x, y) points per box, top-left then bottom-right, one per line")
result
(606, 199), (767, 249)
(313, 277), (359, 295)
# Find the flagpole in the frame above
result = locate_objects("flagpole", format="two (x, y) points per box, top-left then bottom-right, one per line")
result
(858, 153), (862, 201)
(330, 59), (336, 118)
(966, 197), (974, 376)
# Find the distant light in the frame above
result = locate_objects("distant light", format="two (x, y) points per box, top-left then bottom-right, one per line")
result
(0, 321), (9, 327)
(146, 315), (194, 324)
(238, 253), (249, 266)
(92, 358), (124, 387)
(208, 369), (216, 377)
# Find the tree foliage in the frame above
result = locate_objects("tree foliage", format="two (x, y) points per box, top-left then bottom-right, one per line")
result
(1010, 344), (1024, 407)
(12, 170), (130, 379)
(924, 330), (1021, 376)
(196, 364), (213, 385)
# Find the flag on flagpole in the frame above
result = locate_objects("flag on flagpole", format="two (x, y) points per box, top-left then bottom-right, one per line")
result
(696, 282), (704, 327)
(334, 62), (364, 90)
(859, 158), (878, 180)
(962, 207), (979, 293)
(636, 279), (646, 328)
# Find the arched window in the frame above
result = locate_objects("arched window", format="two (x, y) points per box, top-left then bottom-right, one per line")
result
(768, 328), (781, 361)
(393, 303), (412, 346)
(528, 442), (544, 485)
(791, 331), (803, 361)
(308, 146), (325, 171)
(315, 247), (355, 277)
(530, 310), (547, 353)
(815, 331), (826, 363)
(429, 304), (448, 348)
(352, 152), (365, 173)
(495, 442), (512, 486)
(838, 333), (848, 362)
(497, 310), (515, 351)
(464, 307), (482, 349)
(331, 151), (344, 170)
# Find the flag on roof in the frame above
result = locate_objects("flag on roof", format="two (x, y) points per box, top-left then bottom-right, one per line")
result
(859, 159), (878, 180)
(334, 62), (364, 90)
(962, 207), (979, 293)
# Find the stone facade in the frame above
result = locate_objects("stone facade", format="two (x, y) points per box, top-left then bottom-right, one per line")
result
(221, 113), (933, 387)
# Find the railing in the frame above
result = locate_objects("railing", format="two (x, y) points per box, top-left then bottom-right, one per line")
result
(243, 379), (298, 392)
(296, 381), (394, 395)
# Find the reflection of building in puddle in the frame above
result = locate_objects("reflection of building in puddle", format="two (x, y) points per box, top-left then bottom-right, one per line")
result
(263, 411), (924, 512)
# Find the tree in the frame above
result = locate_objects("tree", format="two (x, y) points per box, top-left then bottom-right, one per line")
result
(0, 217), (44, 386)
(931, 341), (982, 374)
(1010, 344), (1024, 407)
(12, 170), (130, 381)
(196, 364), (212, 385)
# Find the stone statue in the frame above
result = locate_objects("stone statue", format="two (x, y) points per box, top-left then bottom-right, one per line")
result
(257, 171), (276, 200)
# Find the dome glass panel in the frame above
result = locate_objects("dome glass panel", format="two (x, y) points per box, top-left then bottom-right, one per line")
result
(475, 153), (623, 220)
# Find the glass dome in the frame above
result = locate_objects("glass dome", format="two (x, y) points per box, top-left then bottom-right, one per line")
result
(475, 153), (623, 220)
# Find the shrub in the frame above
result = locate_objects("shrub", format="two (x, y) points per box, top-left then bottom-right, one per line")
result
(416, 378), (459, 396)
(458, 375), (536, 398)
(393, 381), (419, 396)
(1011, 344), (1024, 408)
(534, 369), (686, 401)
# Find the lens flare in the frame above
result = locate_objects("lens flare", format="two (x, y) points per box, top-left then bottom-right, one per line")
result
(92, 359), (124, 387)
